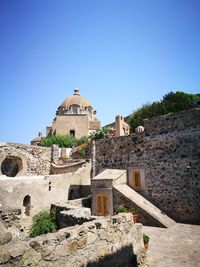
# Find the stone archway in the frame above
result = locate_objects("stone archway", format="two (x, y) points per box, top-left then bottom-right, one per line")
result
(23, 195), (31, 216)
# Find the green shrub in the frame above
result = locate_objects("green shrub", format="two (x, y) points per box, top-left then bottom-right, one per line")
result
(89, 127), (112, 140)
(115, 207), (128, 213)
(115, 207), (135, 214)
(39, 135), (89, 148)
(29, 209), (57, 238)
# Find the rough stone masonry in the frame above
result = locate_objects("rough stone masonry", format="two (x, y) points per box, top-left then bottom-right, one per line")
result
(94, 109), (200, 224)
(0, 213), (148, 267)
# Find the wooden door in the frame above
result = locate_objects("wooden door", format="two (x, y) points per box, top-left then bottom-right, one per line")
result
(96, 193), (109, 216)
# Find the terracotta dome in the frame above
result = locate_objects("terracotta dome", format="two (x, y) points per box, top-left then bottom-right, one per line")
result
(61, 89), (92, 110)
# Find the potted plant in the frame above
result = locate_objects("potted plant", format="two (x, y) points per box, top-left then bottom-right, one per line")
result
(130, 208), (138, 223)
(143, 234), (150, 249)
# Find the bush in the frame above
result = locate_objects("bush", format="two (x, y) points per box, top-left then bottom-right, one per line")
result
(115, 207), (128, 213)
(29, 209), (57, 238)
(115, 207), (135, 214)
(40, 135), (89, 148)
(89, 127), (112, 140)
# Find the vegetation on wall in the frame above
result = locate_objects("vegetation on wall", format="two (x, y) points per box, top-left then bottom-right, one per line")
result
(40, 135), (88, 148)
(29, 209), (57, 237)
(129, 91), (198, 132)
(89, 127), (112, 140)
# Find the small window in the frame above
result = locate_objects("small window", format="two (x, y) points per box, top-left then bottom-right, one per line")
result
(131, 170), (141, 189)
(134, 171), (141, 188)
(70, 130), (75, 137)
(23, 195), (31, 216)
(88, 108), (92, 118)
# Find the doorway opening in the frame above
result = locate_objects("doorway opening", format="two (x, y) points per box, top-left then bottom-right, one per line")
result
(70, 130), (75, 137)
(23, 195), (31, 216)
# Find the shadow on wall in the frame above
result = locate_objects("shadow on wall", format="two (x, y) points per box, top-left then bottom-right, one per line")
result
(68, 185), (91, 200)
(80, 244), (138, 267)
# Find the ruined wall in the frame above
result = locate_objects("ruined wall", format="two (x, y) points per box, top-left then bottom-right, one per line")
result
(0, 213), (147, 267)
(0, 163), (91, 217)
(0, 143), (51, 176)
(95, 109), (200, 224)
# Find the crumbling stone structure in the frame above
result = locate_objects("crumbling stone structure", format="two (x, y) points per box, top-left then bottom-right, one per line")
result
(0, 213), (147, 267)
(0, 143), (51, 176)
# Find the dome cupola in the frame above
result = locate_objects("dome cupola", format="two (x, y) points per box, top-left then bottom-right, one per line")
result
(56, 88), (95, 116)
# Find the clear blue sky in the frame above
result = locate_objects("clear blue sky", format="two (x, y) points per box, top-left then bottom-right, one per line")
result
(1, 0), (199, 144)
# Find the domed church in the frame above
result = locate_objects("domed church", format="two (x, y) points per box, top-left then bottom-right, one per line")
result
(46, 88), (101, 139)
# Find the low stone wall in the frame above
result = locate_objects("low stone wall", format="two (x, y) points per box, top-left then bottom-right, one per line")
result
(0, 213), (147, 267)
(50, 160), (87, 174)
(52, 199), (93, 229)
(0, 143), (51, 176)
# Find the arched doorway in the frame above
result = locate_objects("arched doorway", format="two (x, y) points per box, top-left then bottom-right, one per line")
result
(1, 156), (22, 177)
(23, 195), (31, 216)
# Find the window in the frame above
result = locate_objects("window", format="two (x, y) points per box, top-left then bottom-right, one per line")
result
(23, 195), (31, 216)
(70, 130), (75, 137)
(133, 171), (141, 188)
(128, 168), (145, 191)
(87, 108), (92, 118)
(71, 105), (79, 114)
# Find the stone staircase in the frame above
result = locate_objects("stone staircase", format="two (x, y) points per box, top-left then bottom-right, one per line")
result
(114, 184), (176, 228)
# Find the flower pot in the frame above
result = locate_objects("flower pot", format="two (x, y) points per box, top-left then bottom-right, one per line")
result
(144, 243), (149, 250)
(133, 214), (138, 223)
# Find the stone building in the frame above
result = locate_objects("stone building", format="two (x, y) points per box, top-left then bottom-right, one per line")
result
(93, 108), (200, 224)
(46, 88), (101, 139)
(115, 115), (130, 136)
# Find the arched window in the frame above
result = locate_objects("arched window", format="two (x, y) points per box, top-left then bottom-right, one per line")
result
(87, 108), (92, 118)
(23, 195), (31, 216)
(71, 105), (79, 114)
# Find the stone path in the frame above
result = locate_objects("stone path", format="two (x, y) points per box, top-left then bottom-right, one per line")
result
(143, 224), (200, 267)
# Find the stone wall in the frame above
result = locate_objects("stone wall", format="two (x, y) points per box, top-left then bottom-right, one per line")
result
(94, 109), (200, 224)
(0, 213), (147, 267)
(52, 115), (89, 138)
(0, 163), (91, 217)
(0, 143), (51, 176)
(144, 108), (200, 136)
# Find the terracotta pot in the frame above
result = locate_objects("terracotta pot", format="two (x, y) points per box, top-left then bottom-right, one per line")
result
(133, 214), (138, 223)
(144, 243), (149, 250)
